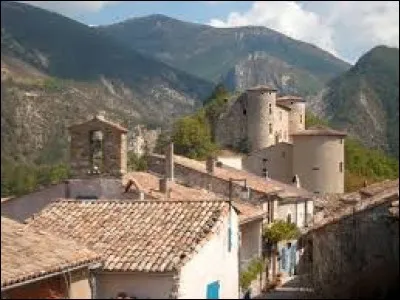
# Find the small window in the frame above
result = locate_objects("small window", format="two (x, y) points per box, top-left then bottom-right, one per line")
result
(339, 162), (343, 173)
(269, 123), (273, 134)
(282, 151), (286, 158)
(262, 158), (268, 163)
(312, 167), (320, 171)
(300, 114), (303, 124)
(314, 191), (320, 194)
(269, 103), (272, 115)
(243, 109), (247, 115)
(287, 214), (292, 224)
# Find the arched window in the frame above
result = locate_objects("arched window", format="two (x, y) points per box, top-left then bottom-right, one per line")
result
(89, 130), (104, 173)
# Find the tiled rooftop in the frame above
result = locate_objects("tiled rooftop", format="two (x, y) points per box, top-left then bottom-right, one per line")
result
(123, 172), (265, 225)
(154, 154), (312, 199)
(234, 200), (266, 224)
(1, 217), (100, 289)
(310, 181), (399, 232)
(276, 95), (305, 102)
(27, 199), (230, 272)
(292, 126), (347, 137)
(359, 179), (399, 197)
(68, 115), (128, 133)
(123, 172), (222, 201)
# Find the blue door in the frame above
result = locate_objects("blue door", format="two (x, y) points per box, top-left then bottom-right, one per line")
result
(289, 243), (297, 276)
(206, 281), (220, 299)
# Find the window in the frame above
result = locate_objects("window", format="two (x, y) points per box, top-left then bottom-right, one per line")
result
(287, 214), (292, 224)
(243, 109), (247, 115)
(312, 167), (320, 171)
(269, 103), (272, 115)
(262, 168), (268, 178)
(269, 123), (273, 134)
(262, 158), (268, 163)
(282, 151), (286, 158)
(300, 114), (303, 124)
(339, 162), (343, 172)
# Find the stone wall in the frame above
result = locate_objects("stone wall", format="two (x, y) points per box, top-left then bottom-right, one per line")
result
(309, 197), (399, 298)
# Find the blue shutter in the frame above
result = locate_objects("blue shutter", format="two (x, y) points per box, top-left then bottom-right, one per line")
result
(206, 281), (220, 299)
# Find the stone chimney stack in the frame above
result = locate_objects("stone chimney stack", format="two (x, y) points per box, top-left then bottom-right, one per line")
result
(292, 174), (301, 188)
(206, 156), (215, 174)
(159, 177), (169, 194)
(165, 142), (174, 181)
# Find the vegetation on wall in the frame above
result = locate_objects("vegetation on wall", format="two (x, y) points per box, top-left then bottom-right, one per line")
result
(127, 151), (148, 171)
(263, 220), (301, 243)
(239, 257), (264, 291)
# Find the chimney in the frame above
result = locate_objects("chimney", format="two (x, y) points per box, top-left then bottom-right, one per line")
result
(206, 156), (215, 174)
(292, 174), (301, 188)
(165, 142), (174, 181)
(159, 177), (170, 194)
(64, 180), (71, 198)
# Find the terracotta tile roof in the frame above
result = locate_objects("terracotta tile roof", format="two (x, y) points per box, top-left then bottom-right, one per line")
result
(233, 200), (265, 224)
(123, 172), (223, 201)
(292, 126), (347, 137)
(27, 199), (230, 272)
(359, 179), (399, 197)
(246, 85), (277, 92)
(68, 115), (128, 133)
(1, 217), (101, 289)
(309, 184), (399, 232)
(276, 95), (305, 102)
(156, 154), (312, 199)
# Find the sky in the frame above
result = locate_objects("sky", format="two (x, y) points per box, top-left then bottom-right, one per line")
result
(21, 1), (399, 64)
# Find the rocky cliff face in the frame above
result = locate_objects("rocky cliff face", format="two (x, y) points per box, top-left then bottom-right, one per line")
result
(1, 2), (213, 165)
(313, 46), (399, 158)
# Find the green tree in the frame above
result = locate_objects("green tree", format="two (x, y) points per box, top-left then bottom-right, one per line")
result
(127, 151), (148, 171)
(172, 110), (218, 160)
(263, 220), (301, 244)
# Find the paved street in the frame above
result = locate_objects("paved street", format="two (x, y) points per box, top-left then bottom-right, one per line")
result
(255, 275), (315, 299)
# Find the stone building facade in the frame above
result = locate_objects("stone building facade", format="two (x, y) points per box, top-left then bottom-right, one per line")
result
(300, 184), (399, 298)
(215, 85), (346, 194)
(68, 115), (128, 179)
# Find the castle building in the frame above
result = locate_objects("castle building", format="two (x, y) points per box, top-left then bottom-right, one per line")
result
(215, 85), (346, 194)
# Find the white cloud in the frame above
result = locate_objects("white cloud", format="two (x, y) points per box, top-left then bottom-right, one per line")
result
(208, 1), (399, 63)
(21, 1), (118, 15)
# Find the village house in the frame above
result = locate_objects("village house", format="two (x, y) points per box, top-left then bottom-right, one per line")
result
(26, 199), (240, 299)
(299, 180), (399, 299)
(1, 217), (102, 299)
(123, 171), (267, 296)
(147, 145), (315, 280)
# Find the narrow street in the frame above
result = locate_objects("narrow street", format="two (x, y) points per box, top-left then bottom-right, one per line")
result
(255, 276), (316, 299)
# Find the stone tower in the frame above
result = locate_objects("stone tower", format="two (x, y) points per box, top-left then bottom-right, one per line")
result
(276, 95), (306, 140)
(68, 115), (128, 179)
(292, 126), (347, 194)
(246, 85), (278, 151)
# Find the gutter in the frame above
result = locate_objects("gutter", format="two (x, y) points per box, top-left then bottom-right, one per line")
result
(1, 261), (102, 292)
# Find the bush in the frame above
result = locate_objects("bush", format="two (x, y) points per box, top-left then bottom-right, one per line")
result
(127, 151), (147, 171)
(240, 257), (264, 290)
(263, 220), (301, 243)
